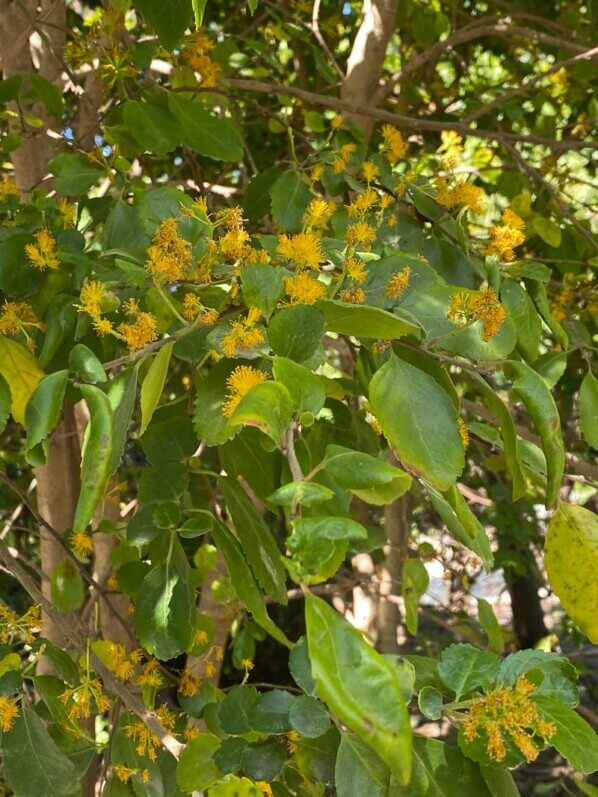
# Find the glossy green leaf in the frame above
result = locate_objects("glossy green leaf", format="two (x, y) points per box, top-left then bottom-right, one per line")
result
(102, 201), (150, 251)
(270, 171), (311, 233)
(268, 304), (326, 363)
(532, 216), (561, 247)
(418, 686), (443, 721)
(210, 517), (291, 647)
(134, 545), (195, 659)
(209, 776), (262, 796)
(49, 153), (102, 195)
(73, 384), (113, 533)
(503, 360), (565, 507)
(192, 0), (208, 26)
(480, 765), (520, 797)
(317, 299), (421, 340)
(273, 356), (326, 415)
(544, 502), (598, 644)
(402, 557), (429, 635)
(370, 355), (464, 490)
(0, 373), (10, 436)
(533, 695), (598, 774)
(177, 733), (222, 792)
(107, 365), (138, 476)
(194, 359), (241, 446)
(427, 484), (493, 569)
(500, 279), (541, 362)
(229, 381), (293, 446)
(288, 516), (367, 582)
(0, 336), (43, 425)
(220, 477), (287, 604)
(24, 370), (68, 465)
(139, 343), (173, 436)
(68, 344), (106, 384)
(477, 598), (504, 654)
(122, 99), (180, 154)
(579, 371), (598, 449)
(324, 444), (412, 505)
(497, 649), (578, 707)
(50, 560), (85, 613)
(289, 695), (331, 738)
(335, 733), (390, 797)
(305, 593), (412, 783)
(168, 93), (243, 161)
(2, 706), (79, 797)
(437, 644), (500, 700)
(241, 264), (285, 315)
(399, 736), (492, 796)
(248, 689), (294, 734)
(526, 279), (568, 349)
(268, 481), (335, 507)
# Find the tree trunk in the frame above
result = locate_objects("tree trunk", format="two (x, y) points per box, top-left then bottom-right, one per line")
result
(377, 493), (412, 653)
(507, 572), (549, 649)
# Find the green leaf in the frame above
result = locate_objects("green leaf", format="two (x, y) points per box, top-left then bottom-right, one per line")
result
(30, 74), (63, 117)
(399, 736), (492, 796)
(24, 370), (69, 465)
(69, 344), (107, 384)
(248, 690), (294, 734)
(134, 546), (195, 660)
(0, 373), (10, 435)
(102, 201), (150, 251)
(288, 516), (368, 582)
(177, 733), (222, 792)
(144, 416), (197, 465)
(544, 502), (598, 644)
(477, 598), (503, 654)
(192, 0), (208, 27)
(289, 695), (331, 738)
(305, 593), (412, 783)
(268, 304), (326, 362)
(73, 385), (113, 533)
(480, 765), (520, 797)
(0, 336), (43, 425)
(437, 643), (500, 700)
(107, 365), (138, 476)
(218, 685), (259, 734)
(2, 706), (79, 797)
(370, 355), (464, 490)
(500, 280), (541, 363)
(526, 279), (568, 349)
(241, 738), (286, 781)
(229, 381), (293, 446)
(220, 477), (287, 604)
(242, 167), (282, 223)
(49, 153), (102, 195)
(427, 484), (493, 569)
(209, 776), (262, 797)
(418, 686), (443, 721)
(497, 649), (578, 707)
(273, 356), (326, 416)
(324, 445), (412, 505)
(193, 359), (240, 446)
(317, 299), (421, 340)
(122, 99), (180, 154)
(241, 264), (285, 315)
(135, 0), (192, 49)
(579, 371), (598, 449)
(335, 733), (390, 797)
(210, 517), (291, 647)
(139, 343), (173, 436)
(268, 481), (335, 507)
(402, 558), (429, 635)
(503, 360), (565, 507)
(533, 695), (598, 774)
(270, 171), (311, 233)
(532, 216), (562, 247)
(469, 373), (526, 501)
(50, 560), (85, 612)
(168, 93), (243, 161)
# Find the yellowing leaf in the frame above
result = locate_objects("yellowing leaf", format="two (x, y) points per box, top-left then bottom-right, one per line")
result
(545, 503), (598, 643)
(0, 336), (43, 424)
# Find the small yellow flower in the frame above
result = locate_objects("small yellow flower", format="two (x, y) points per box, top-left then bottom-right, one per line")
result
(136, 658), (163, 689)
(0, 176), (19, 201)
(105, 643), (142, 682)
(221, 320), (264, 358)
(347, 187), (379, 218)
(57, 199), (77, 228)
(344, 257), (368, 284)
(458, 417), (469, 449)
(0, 695), (19, 732)
(25, 228), (60, 270)
(361, 161), (380, 183)
(256, 781), (274, 797)
(146, 218), (192, 282)
(219, 228), (251, 261)
(346, 220), (376, 248)
(285, 273), (326, 305)
(381, 124), (406, 164)
(310, 164), (324, 183)
(304, 198), (336, 229)
(0, 301), (44, 339)
(71, 531), (93, 557)
(386, 267), (411, 300)
(241, 658), (254, 671)
(205, 660), (216, 678)
(216, 206), (245, 230)
(195, 629), (209, 645)
(286, 729), (300, 754)
(277, 232), (324, 270)
(486, 209), (526, 262)
(79, 280), (106, 318)
(94, 317), (114, 336)
(470, 288), (506, 341)
(339, 286), (366, 304)
(330, 114), (343, 129)
(222, 366), (268, 417)
(214, 645), (224, 661)
(113, 764), (137, 783)
(179, 667), (201, 697)
(118, 312), (158, 350)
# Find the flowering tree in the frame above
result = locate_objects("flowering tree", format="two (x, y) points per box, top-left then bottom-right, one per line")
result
(0, 1), (597, 795)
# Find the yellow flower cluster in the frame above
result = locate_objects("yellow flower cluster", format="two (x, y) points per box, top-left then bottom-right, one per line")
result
(0, 300), (45, 351)
(386, 267), (412, 300)
(146, 218), (192, 282)
(458, 417), (470, 449)
(57, 199), (77, 229)
(339, 286), (366, 304)
(0, 603), (41, 644)
(222, 310), (265, 357)
(347, 187), (378, 218)
(438, 130), (463, 170)
(118, 300), (158, 350)
(183, 29), (221, 88)
(346, 220), (377, 248)
(125, 705), (176, 761)
(486, 209), (526, 262)
(137, 658), (163, 689)
(0, 176), (19, 201)
(462, 676), (556, 763)
(344, 257), (368, 284)
(447, 288), (506, 341)
(182, 293), (220, 325)
(332, 143), (357, 174)
(59, 677), (111, 721)
(256, 782), (274, 797)
(78, 280), (106, 318)
(381, 124), (407, 164)
(223, 365), (268, 417)
(70, 530), (94, 557)
(25, 228), (60, 270)
(277, 232), (323, 270)
(361, 161), (380, 183)
(179, 666), (201, 697)
(304, 198), (336, 229)
(0, 695), (19, 732)
(284, 273), (327, 305)
(435, 177), (486, 215)
(105, 643), (143, 681)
